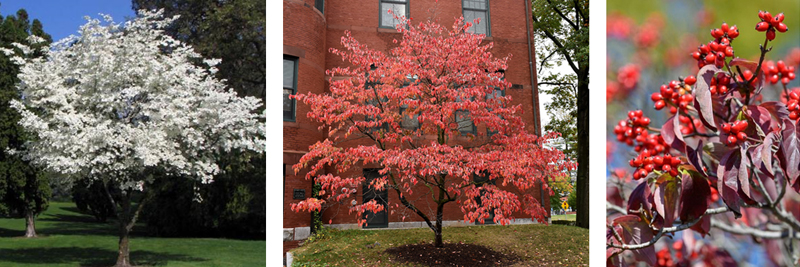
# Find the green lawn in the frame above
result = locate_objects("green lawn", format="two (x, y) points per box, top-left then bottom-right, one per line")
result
(551, 214), (576, 221)
(291, 223), (588, 266)
(0, 202), (264, 266)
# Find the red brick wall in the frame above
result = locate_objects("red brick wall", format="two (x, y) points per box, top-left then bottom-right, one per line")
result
(283, 0), (547, 229)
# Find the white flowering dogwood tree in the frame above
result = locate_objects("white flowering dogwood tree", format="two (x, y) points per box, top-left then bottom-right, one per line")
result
(2, 10), (265, 267)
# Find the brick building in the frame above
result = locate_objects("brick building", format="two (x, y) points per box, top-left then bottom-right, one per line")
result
(283, 0), (545, 242)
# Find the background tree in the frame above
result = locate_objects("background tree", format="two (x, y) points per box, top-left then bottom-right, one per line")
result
(548, 174), (573, 212)
(4, 11), (265, 267)
(0, 5), (52, 238)
(532, 0), (589, 229)
(130, 0), (266, 238)
(291, 16), (573, 248)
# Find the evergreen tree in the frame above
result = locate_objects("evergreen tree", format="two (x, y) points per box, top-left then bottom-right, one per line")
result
(0, 4), (53, 238)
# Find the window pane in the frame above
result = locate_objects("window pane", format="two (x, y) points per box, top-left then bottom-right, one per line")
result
(464, 0), (487, 10)
(456, 110), (474, 133)
(473, 11), (487, 34)
(381, 3), (406, 27)
(283, 59), (295, 88)
(315, 0), (324, 13)
(283, 88), (293, 117)
(400, 106), (419, 130)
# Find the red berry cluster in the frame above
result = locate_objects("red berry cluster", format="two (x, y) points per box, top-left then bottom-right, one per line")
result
(708, 73), (732, 94)
(613, 110), (651, 146)
(786, 89), (800, 120)
(656, 247), (676, 267)
(756, 11), (788, 41)
(719, 120), (749, 146)
(629, 152), (681, 179)
(651, 78), (695, 114)
(677, 114), (705, 135)
(691, 23), (738, 68)
(762, 60), (796, 85)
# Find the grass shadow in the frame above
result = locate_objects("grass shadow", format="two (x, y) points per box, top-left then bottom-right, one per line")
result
(0, 247), (206, 266)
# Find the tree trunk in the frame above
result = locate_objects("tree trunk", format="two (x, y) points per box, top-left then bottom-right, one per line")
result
(116, 226), (132, 267)
(115, 190), (133, 267)
(575, 73), (589, 229)
(434, 203), (444, 248)
(24, 210), (36, 238)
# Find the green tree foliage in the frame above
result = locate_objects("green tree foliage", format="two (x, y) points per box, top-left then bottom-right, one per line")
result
(72, 179), (119, 222)
(129, 0), (265, 238)
(141, 153), (265, 239)
(131, 0), (265, 99)
(567, 185), (577, 211)
(532, 0), (589, 228)
(0, 5), (52, 238)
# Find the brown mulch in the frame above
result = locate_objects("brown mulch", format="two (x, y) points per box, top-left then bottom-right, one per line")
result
(385, 242), (520, 267)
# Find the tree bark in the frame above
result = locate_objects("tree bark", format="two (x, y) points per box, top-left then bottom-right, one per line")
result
(116, 226), (132, 267)
(115, 189), (133, 267)
(575, 72), (589, 229)
(24, 209), (37, 238)
(434, 203), (444, 248)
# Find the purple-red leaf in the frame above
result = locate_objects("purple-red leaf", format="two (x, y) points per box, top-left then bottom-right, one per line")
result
(614, 215), (656, 265)
(760, 101), (790, 122)
(779, 119), (800, 185)
(686, 139), (706, 177)
(689, 214), (710, 237)
(627, 180), (651, 216)
(693, 64), (722, 131)
(661, 115), (686, 152)
(654, 173), (679, 226)
(716, 149), (742, 218)
(679, 171), (710, 223)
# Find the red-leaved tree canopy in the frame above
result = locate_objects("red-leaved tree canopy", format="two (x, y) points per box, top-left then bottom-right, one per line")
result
(291, 15), (574, 247)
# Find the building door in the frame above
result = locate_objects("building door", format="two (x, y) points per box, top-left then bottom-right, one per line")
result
(362, 169), (388, 228)
(474, 173), (495, 225)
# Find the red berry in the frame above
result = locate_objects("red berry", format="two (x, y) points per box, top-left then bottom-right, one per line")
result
(776, 22), (788, 33)
(691, 51), (701, 60)
(705, 53), (716, 63)
(721, 123), (731, 133)
(738, 132), (748, 141)
(684, 75), (696, 85)
(655, 100), (666, 110)
(775, 13), (785, 23)
(728, 26), (739, 38)
(756, 21), (770, 31)
(767, 29), (776, 40)
(670, 157), (681, 166)
(721, 22), (729, 32)
(651, 92), (662, 101)
(728, 135), (738, 145)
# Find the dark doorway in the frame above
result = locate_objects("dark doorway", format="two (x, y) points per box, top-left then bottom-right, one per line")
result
(363, 169), (389, 228)
(474, 173), (495, 225)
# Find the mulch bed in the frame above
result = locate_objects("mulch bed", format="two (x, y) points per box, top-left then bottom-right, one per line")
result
(385, 242), (520, 266)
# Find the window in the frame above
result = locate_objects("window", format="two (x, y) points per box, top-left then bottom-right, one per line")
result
(380, 0), (408, 28)
(399, 105), (419, 130)
(486, 87), (505, 137)
(315, 0), (324, 14)
(463, 0), (490, 36)
(283, 56), (298, 121)
(456, 95), (476, 135)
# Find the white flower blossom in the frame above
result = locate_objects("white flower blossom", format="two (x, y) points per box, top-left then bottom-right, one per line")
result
(7, 10), (265, 191)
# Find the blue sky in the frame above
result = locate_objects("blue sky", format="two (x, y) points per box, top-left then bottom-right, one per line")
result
(0, 0), (136, 41)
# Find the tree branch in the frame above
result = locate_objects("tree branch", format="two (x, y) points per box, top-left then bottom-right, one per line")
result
(711, 218), (800, 239)
(607, 206), (729, 250)
(545, 0), (578, 31)
(531, 11), (580, 74)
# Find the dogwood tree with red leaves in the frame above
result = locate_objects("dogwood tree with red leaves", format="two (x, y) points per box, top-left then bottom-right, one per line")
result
(290, 14), (574, 247)
(607, 10), (800, 266)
